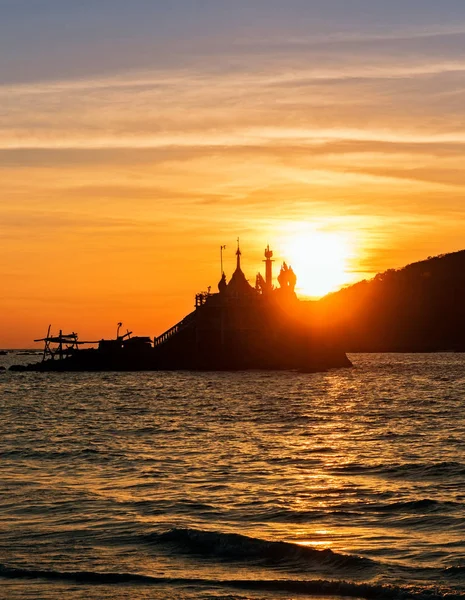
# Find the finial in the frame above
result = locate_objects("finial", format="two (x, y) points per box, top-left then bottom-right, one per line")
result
(220, 244), (226, 276)
(235, 237), (242, 270)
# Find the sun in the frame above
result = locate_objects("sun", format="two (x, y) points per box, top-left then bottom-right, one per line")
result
(279, 228), (352, 298)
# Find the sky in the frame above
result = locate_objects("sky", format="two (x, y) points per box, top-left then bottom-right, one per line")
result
(2, 0), (465, 346)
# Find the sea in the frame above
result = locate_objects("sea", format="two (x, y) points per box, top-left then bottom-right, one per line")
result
(0, 353), (464, 600)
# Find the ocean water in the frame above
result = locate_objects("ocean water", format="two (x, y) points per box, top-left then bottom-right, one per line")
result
(0, 353), (464, 600)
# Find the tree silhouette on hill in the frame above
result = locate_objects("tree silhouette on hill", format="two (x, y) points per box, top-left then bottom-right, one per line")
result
(314, 250), (465, 352)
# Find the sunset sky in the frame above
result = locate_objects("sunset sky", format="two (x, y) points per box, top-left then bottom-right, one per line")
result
(2, 0), (465, 347)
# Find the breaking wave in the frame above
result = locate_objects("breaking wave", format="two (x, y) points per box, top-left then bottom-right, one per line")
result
(145, 527), (375, 572)
(1, 564), (464, 600)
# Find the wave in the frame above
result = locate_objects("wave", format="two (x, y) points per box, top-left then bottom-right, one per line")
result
(208, 499), (461, 523)
(0, 564), (462, 600)
(0, 448), (103, 460)
(366, 499), (461, 513)
(135, 528), (465, 589)
(330, 461), (465, 479)
(143, 527), (376, 572)
(444, 566), (465, 577)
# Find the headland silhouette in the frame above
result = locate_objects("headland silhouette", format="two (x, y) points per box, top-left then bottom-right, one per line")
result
(315, 249), (465, 352)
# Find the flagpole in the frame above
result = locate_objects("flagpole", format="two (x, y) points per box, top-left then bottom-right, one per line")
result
(220, 245), (226, 275)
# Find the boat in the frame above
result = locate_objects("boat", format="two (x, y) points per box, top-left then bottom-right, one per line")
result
(10, 244), (352, 372)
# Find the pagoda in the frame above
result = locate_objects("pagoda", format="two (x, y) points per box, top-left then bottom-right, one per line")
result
(152, 242), (351, 371)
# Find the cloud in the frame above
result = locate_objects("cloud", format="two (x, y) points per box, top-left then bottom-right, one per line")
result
(1, 49), (465, 156)
(2, 25), (465, 291)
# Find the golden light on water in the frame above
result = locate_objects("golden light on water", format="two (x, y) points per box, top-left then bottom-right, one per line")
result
(278, 225), (354, 298)
(297, 540), (332, 548)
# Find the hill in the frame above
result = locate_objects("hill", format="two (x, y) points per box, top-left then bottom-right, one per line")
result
(314, 250), (465, 352)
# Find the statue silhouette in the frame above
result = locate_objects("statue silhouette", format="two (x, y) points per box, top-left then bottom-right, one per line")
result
(218, 272), (227, 294)
(278, 262), (297, 292)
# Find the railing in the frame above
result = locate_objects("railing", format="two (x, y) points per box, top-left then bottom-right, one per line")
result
(154, 312), (195, 347)
(154, 323), (180, 347)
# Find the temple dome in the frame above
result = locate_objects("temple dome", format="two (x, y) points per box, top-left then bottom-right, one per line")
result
(226, 267), (255, 296)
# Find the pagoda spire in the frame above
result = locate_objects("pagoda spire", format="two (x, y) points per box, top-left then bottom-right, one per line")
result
(236, 237), (242, 271)
(225, 237), (256, 296)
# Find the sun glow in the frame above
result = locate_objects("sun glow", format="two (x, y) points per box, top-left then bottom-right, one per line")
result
(280, 227), (353, 298)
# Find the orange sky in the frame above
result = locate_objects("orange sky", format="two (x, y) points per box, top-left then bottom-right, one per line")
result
(2, 4), (465, 347)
